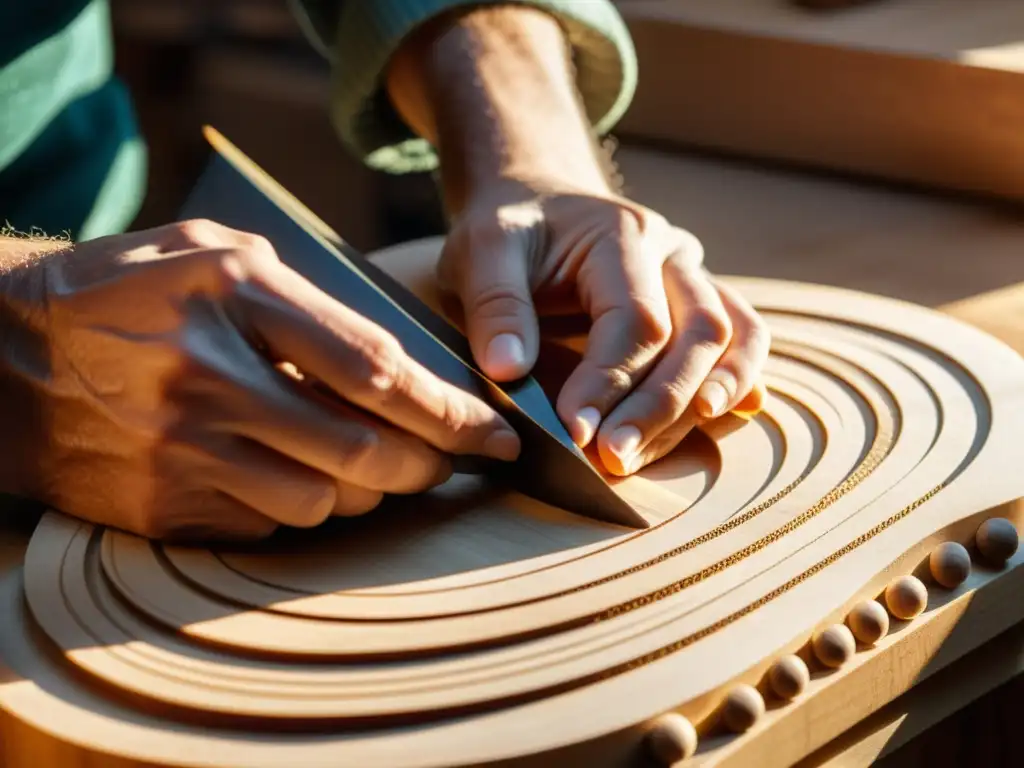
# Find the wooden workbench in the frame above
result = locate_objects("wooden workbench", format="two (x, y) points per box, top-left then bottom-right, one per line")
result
(614, 0), (1024, 204)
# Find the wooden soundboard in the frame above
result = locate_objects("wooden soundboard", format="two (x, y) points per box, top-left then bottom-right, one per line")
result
(614, 0), (1024, 203)
(2, 234), (1023, 767)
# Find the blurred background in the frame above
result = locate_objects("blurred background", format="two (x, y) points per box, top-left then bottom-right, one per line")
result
(110, 0), (446, 253)
(108, 0), (1024, 311)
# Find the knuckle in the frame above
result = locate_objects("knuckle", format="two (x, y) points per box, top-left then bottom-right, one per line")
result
(618, 382), (691, 424)
(433, 395), (491, 452)
(233, 233), (280, 269)
(651, 381), (690, 416)
(687, 306), (732, 348)
(623, 298), (673, 348)
(596, 363), (635, 395)
(438, 395), (472, 438)
(745, 316), (772, 353)
(239, 232), (275, 256)
(470, 283), (532, 319)
(175, 222), (276, 276)
(210, 248), (252, 284)
(579, 361), (636, 407)
(176, 218), (227, 248)
(352, 334), (407, 404)
(676, 228), (705, 263)
(336, 426), (381, 472)
(177, 247), (252, 296)
(665, 230), (706, 272)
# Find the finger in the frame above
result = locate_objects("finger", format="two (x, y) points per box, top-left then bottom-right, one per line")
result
(206, 378), (454, 495)
(595, 259), (733, 475)
(332, 480), (385, 517)
(153, 491), (280, 544)
(197, 434), (338, 528)
(174, 312), (454, 495)
(441, 228), (540, 382)
(693, 279), (772, 420)
(234, 262), (521, 463)
(166, 218), (277, 256)
(642, 379), (768, 468)
(630, 410), (702, 477)
(734, 380), (769, 417)
(555, 213), (674, 448)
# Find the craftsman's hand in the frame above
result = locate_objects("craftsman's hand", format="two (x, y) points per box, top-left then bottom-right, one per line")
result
(0, 220), (519, 541)
(441, 181), (769, 475)
(387, 5), (769, 476)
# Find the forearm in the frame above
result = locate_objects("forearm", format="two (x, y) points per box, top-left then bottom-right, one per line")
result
(0, 235), (65, 326)
(386, 5), (614, 214)
(0, 236), (63, 498)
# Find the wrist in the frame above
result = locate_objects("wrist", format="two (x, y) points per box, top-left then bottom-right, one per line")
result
(387, 5), (614, 214)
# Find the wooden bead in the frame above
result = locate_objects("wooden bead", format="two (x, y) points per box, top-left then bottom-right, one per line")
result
(812, 624), (856, 668)
(929, 541), (971, 588)
(721, 684), (765, 733)
(846, 600), (889, 645)
(767, 654), (810, 700)
(976, 518), (1018, 566)
(646, 713), (698, 764)
(885, 575), (928, 620)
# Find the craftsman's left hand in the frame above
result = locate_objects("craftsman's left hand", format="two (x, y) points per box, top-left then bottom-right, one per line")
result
(385, 4), (769, 476)
(438, 178), (770, 476)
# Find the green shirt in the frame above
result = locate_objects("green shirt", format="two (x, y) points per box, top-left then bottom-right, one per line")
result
(0, 0), (636, 241)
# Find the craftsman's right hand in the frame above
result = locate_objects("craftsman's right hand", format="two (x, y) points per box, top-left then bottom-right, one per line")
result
(0, 220), (520, 541)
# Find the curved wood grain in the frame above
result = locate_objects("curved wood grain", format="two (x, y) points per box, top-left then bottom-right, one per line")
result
(6, 236), (1024, 767)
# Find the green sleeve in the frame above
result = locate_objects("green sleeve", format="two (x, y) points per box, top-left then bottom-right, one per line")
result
(288, 0), (637, 174)
(0, 0), (145, 240)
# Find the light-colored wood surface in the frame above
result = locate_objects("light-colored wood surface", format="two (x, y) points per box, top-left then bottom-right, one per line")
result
(790, 280), (1024, 766)
(3, 142), (1024, 765)
(614, 0), (1024, 202)
(941, 281), (1024, 357)
(1, 236), (1022, 766)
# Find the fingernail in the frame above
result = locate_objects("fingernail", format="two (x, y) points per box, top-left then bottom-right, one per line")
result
(608, 424), (643, 470)
(484, 333), (527, 379)
(574, 406), (601, 446)
(696, 380), (729, 418)
(483, 428), (521, 461)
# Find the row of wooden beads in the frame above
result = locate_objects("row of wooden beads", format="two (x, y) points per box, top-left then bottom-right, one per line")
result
(644, 518), (1018, 765)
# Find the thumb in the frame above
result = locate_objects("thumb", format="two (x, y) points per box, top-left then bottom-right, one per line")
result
(443, 230), (539, 382)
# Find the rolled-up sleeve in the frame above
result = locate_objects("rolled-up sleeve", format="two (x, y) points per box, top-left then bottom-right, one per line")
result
(288, 0), (637, 173)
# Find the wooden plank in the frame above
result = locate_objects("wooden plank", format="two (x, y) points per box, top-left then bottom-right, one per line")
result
(941, 281), (1024, 356)
(613, 144), (1024, 308)
(614, 0), (1024, 203)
